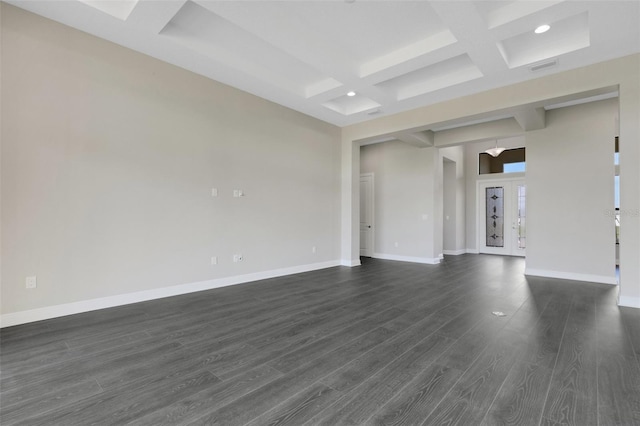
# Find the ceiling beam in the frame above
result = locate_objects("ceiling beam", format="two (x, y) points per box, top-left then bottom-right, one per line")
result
(429, 1), (509, 77)
(513, 106), (546, 131)
(434, 118), (523, 147)
(127, 1), (188, 34)
(395, 130), (434, 148)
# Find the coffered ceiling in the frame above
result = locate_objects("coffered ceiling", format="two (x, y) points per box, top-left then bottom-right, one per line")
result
(6, 0), (640, 127)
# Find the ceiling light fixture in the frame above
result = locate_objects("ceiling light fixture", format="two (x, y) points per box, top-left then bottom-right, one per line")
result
(485, 140), (506, 157)
(534, 24), (550, 34)
(347, 91), (356, 97)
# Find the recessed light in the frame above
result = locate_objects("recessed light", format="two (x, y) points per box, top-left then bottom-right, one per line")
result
(347, 91), (356, 97)
(534, 24), (550, 34)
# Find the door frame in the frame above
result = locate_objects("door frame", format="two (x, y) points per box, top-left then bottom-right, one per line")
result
(476, 177), (526, 257)
(360, 173), (375, 257)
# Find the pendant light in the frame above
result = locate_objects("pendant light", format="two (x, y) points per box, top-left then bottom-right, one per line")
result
(485, 140), (506, 157)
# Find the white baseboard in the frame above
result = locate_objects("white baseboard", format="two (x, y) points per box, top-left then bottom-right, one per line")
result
(341, 259), (362, 267)
(372, 253), (441, 265)
(618, 295), (640, 309)
(525, 268), (618, 285)
(443, 249), (467, 256)
(0, 260), (342, 328)
(466, 249), (480, 254)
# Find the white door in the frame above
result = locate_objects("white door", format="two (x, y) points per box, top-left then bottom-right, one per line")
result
(479, 179), (526, 256)
(360, 173), (374, 257)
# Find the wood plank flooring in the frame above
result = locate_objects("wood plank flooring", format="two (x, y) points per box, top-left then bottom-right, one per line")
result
(1, 255), (639, 425)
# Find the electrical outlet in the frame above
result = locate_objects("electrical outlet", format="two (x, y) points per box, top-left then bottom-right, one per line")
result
(26, 276), (37, 289)
(394, 242), (399, 248)
(233, 254), (243, 262)
(312, 246), (316, 254)
(211, 188), (218, 197)
(211, 256), (218, 265)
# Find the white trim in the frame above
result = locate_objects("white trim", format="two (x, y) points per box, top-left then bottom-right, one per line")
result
(525, 268), (618, 285)
(372, 253), (441, 264)
(443, 249), (467, 255)
(466, 249), (480, 254)
(618, 295), (640, 309)
(341, 259), (362, 267)
(0, 260), (342, 328)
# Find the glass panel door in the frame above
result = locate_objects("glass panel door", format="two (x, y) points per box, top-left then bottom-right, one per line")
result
(479, 179), (525, 257)
(486, 187), (505, 247)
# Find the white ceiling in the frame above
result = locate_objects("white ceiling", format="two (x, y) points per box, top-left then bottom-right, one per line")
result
(7, 0), (640, 127)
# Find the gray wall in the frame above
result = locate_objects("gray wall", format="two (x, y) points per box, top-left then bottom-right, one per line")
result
(360, 141), (439, 262)
(1, 5), (341, 316)
(439, 146), (465, 255)
(525, 99), (617, 282)
(443, 159), (457, 252)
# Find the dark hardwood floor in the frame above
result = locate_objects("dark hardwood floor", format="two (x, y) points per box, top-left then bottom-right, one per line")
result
(1, 255), (639, 425)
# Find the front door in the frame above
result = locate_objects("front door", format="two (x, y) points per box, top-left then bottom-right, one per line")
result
(479, 179), (526, 256)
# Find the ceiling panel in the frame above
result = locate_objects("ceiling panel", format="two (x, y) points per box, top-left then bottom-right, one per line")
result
(476, 0), (564, 29)
(161, 1), (333, 96)
(322, 94), (381, 116)
(376, 54), (483, 101)
(78, 0), (139, 21)
(497, 11), (590, 68)
(6, 0), (640, 127)
(203, 1), (449, 64)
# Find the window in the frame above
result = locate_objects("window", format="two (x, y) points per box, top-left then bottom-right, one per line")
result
(479, 147), (526, 175)
(504, 162), (526, 173)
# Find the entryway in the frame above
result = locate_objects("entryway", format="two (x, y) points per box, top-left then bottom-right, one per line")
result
(478, 178), (526, 256)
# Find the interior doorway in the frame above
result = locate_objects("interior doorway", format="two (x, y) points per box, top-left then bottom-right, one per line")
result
(478, 178), (526, 257)
(360, 173), (374, 257)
